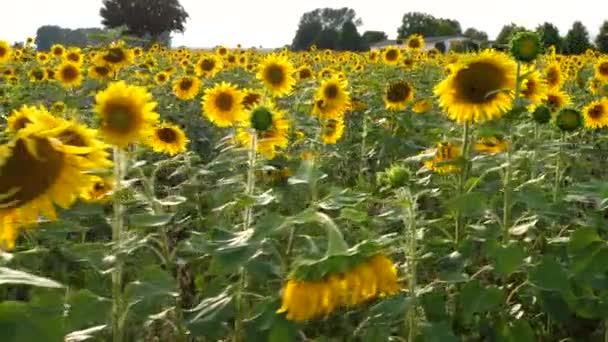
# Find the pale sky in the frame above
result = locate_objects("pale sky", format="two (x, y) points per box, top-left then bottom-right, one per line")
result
(1, 0), (606, 48)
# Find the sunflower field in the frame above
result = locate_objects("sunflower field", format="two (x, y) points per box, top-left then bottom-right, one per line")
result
(2, 32), (608, 341)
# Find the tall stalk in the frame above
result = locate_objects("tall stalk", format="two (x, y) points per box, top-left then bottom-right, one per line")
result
(553, 133), (564, 202)
(455, 121), (471, 245)
(401, 190), (418, 341)
(112, 147), (126, 342)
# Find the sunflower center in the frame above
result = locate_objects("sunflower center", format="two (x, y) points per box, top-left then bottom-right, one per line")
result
(32, 69), (45, 81)
(546, 68), (559, 85)
(105, 105), (136, 133)
(385, 49), (398, 61)
(93, 181), (105, 191)
(521, 79), (536, 97)
(95, 66), (111, 77)
(201, 59), (215, 71)
(0, 137), (65, 208)
(454, 61), (507, 104)
(265, 64), (285, 85)
(408, 39), (421, 49)
(250, 107), (274, 132)
(0, 46), (7, 57)
(13, 117), (31, 131)
(179, 78), (194, 91)
(228, 55), (236, 63)
(57, 129), (87, 147)
(588, 104), (604, 119)
(242, 92), (261, 108)
(215, 92), (234, 111)
(157, 127), (178, 143)
(104, 47), (126, 64)
(61, 65), (79, 81)
(67, 53), (79, 62)
(387, 81), (412, 102)
(599, 63), (608, 76)
(323, 84), (339, 99)
(299, 68), (312, 79)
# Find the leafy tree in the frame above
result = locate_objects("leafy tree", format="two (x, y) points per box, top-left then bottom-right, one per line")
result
(36, 26), (65, 50)
(596, 21), (608, 53)
(564, 21), (591, 54)
(291, 7), (362, 51)
(464, 27), (488, 44)
(362, 31), (388, 45)
(100, 0), (189, 39)
(338, 20), (364, 51)
(495, 23), (527, 46)
(536, 22), (562, 52)
(397, 12), (461, 40)
(36, 26), (106, 50)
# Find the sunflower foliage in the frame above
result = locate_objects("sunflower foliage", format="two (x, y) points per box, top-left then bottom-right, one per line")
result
(3, 35), (608, 342)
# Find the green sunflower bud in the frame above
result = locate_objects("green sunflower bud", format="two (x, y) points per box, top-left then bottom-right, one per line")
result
(250, 106), (273, 132)
(510, 32), (542, 62)
(386, 165), (411, 188)
(532, 105), (552, 124)
(555, 108), (583, 132)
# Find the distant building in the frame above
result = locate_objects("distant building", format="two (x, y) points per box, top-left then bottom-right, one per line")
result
(369, 35), (482, 52)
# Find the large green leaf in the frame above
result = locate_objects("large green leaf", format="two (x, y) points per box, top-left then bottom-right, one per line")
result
(0, 267), (63, 288)
(491, 243), (526, 276)
(458, 280), (504, 323)
(529, 257), (570, 293)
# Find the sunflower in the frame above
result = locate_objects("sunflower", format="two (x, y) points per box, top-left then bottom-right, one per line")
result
(241, 88), (263, 109)
(51, 101), (66, 114)
(312, 76), (351, 120)
(544, 61), (563, 89)
(412, 99), (433, 113)
(424, 142), (461, 174)
(403, 56), (417, 70)
(297, 65), (314, 81)
(321, 118), (345, 144)
(56, 62), (82, 88)
(406, 34), (425, 50)
(64, 48), (83, 65)
(147, 123), (189, 156)
(28, 67), (47, 83)
(88, 65), (113, 80)
(256, 54), (296, 97)
(555, 108), (582, 132)
(382, 46), (401, 65)
(216, 46), (228, 57)
(236, 102), (290, 159)
(36, 52), (50, 64)
(202, 82), (246, 127)
(154, 71), (170, 85)
(434, 50), (517, 124)
(595, 58), (608, 82)
(0, 119), (109, 250)
(5, 105), (59, 134)
(98, 45), (134, 70)
(195, 55), (223, 78)
(172, 75), (201, 100)
(94, 81), (159, 148)
(52, 44), (67, 58)
(80, 176), (114, 203)
(589, 78), (608, 96)
(520, 70), (548, 104)
(0, 40), (12, 63)
(475, 136), (508, 154)
(582, 99), (608, 129)
(384, 80), (415, 111)
(544, 89), (571, 113)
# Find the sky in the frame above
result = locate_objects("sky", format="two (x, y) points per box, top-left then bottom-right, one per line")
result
(1, 0), (606, 48)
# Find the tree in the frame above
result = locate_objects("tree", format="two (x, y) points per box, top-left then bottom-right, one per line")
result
(338, 20), (364, 51)
(397, 12), (461, 40)
(36, 26), (65, 50)
(362, 31), (388, 45)
(36, 26), (106, 50)
(564, 21), (591, 54)
(495, 23), (527, 46)
(464, 27), (488, 43)
(536, 22), (562, 52)
(291, 7), (362, 51)
(100, 0), (189, 39)
(596, 21), (608, 53)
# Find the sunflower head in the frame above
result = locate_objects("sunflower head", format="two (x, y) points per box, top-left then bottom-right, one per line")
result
(202, 82), (246, 127)
(583, 100), (608, 129)
(510, 31), (542, 62)
(297, 66), (314, 80)
(321, 118), (345, 145)
(88, 65), (113, 80)
(80, 176), (114, 203)
(544, 89), (571, 113)
(0, 40), (12, 63)
(172, 75), (201, 100)
(242, 89), (263, 109)
(474, 135), (508, 154)
(520, 70), (548, 104)
(154, 71), (170, 85)
(424, 142), (461, 174)
(532, 105), (552, 124)
(555, 108), (582, 132)
(237, 101), (290, 159)
(382, 46), (401, 65)
(256, 54), (296, 97)
(413, 99), (433, 114)
(385, 80), (415, 111)
(595, 58), (608, 82)
(545, 62), (563, 89)
(148, 123), (189, 156)
(51, 101), (66, 114)
(406, 34), (425, 50)
(56, 61), (82, 88)
(312, 76), (351, 120)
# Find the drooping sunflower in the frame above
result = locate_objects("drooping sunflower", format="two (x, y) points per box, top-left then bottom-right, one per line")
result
(256, 54), (296, 97)
(56, 61), (83, 88)
(434, 50), (517, 124)
(384, 80), (415, 111)
(544, 89), (571, 113)
(312, 76), (351, 120)
(474, 135), (508, 154)
(582, 99), (608, 129)
(195, 55), (223, 78)
(94, 81), (159, 148)
(202, 82), (246, 127)
(172, 75), (201, 100)
(412, 98), (433, 113)
(321, 117), (345, 144)
(544, 61), (564, 89)
(88, 64), (113, 80)
(147, 122), (189, 156)
(406, 34), (425, 51)
(520, 70), (548, 104)
(0, 40), (11, 63)
(236, 102), (290, 159)
(382, 46), (401, 65)
(51, 101), (66, 114)
(424, 142), (461, 174)
(595, 58), (608, 82)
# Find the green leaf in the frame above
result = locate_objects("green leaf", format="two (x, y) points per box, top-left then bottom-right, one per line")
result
(65, 325), (107, 342)
(529, 257), (570, 293)
(65, 290), (111, 332)
(129, 213), (174, 227)
(186, 291), (233, 338)
(420, 288), (449, 322)
(458, 280), (504, 323)
(492, 243), (526, 276)
(419, 322), (458, 342)
(267, 317), (297, 342)
(509, 219), (537, 236)
(339, 207), (368, 223)
(0, 267), (63, 288)
(0, 299), (64, 342)
(124, 266), (178, 316)
(568, 227), (602, 254)
(446, 192), (487, 217)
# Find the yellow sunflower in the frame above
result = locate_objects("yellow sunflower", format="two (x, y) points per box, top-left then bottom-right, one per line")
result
(382, 46), (401, 65)
(520, 70), (548, 104)
(172, 75), (201, 100)
(312, 76), (351, 120)
(241, 88), (263, 109)
(28, 67), (47, 83)
(384, 80), (415, 111)
(88, 64), (113, 80)
(256, 54), (296, 97)
(97, 45), (134, 70)
(406, 34), (425, 50)
(80, 176), (114, 203)
(64, 48), (83, 65)
(424, 142), (461, 174)
(434, 50), (517, 124)
(202, 82), (246, 127)
(36, 52), (50, 64)
(0, 40), (12, 63)
(154, 71), (170, 85)
(475, 136), (508, 154)
(195, 55), (223, 78)
(49, 44), (65, 58)
(412, 99), (433, 113)
(236, 101), (290, 159)
(582, 99), (608, 129)
(56, 61), (83, 88)
(321, 117), (345, 144)
(147, 123), (189, 156)
(94, 81), (159, 148)
(544, 89), (571, 113)
(544, 61), (563, 90)
(595, 58), (608, 82)
(297, 65), (314, 81)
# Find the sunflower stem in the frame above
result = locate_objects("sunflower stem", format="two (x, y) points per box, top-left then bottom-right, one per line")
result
(400, 190), (418, 341)
(234, 133), (257, 342)
(455, 121), (471, 246)
(358, 109), (368, 181)
(111, 147), (126, 342)
(553, 133), (564, 202)
(531, 123), (540, 179)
